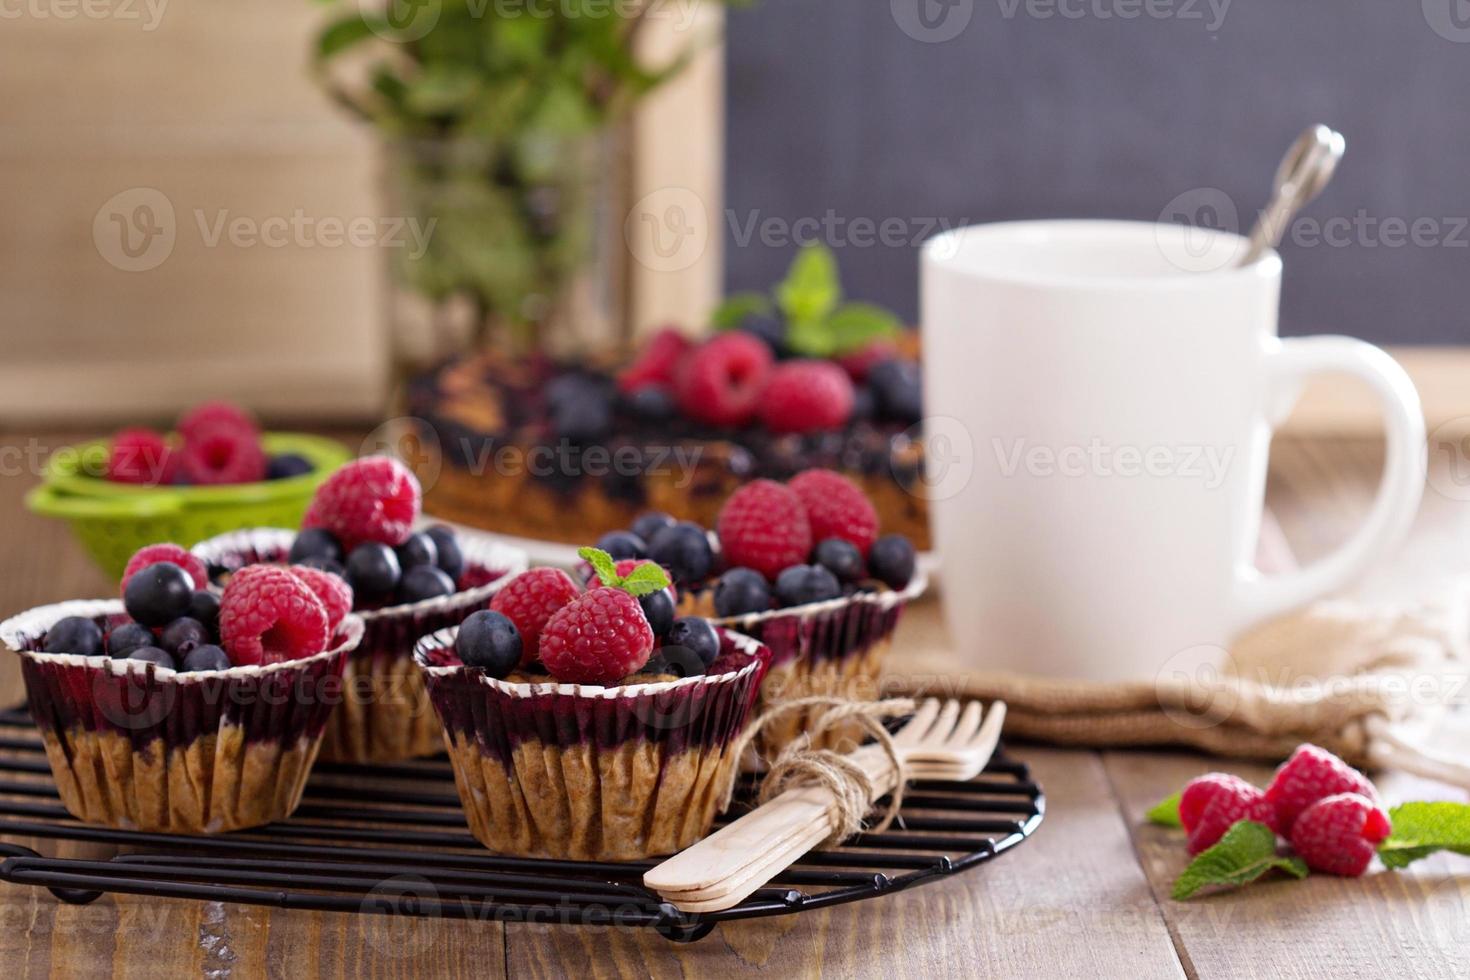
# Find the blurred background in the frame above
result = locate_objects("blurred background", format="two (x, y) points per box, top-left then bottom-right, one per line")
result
(0, 0), (1465, 426)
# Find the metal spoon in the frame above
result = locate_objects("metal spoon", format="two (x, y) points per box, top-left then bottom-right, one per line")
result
(1239, 124), (1346, 265)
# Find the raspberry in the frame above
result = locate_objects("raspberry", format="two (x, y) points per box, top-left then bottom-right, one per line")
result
(109, 428), (174, 485)
(675, 333), (773, 428)
(617, 327), (692, 394)
(120, 543), (208, 595)
(219, 565), (329, 666)
(489, 567), (582, 663)
(289, 565), (353, 632)
(759, 360), (854, 434)
(180, 424), (267, 485)
(303, 456), (421, 548)
(1179, 773), (1278, 854)
(539, 587), (654, 685)
(1265, 744), (1378, 835)
(179, 401), (257, 441)
(716, 479), (813, 580)
(788, 468), (879, 555)
(836, 339), (899, 383)
(1289, 793), (1392, 876)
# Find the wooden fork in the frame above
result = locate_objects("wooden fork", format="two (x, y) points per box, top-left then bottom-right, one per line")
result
(644, 699), (1006, 912)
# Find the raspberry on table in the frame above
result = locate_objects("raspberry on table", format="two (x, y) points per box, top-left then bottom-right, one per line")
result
(675, 332), (773, 428)
(180, 424), (267, 485)
(788, 468), (879, 555)
(120, 543), (209, 594)
(303, 456), (421, 548)
(617, 327), (691, 394)
(539, 586), (655, 685)
(489, 567), (582, 663)
(716, 479), (812, 581)
(179, 401), (257, 441)
(1265, 744), (1378, 835)
(109, 428), (175, 485)
(759, 360), (855, 434)
(1288, 792), (1392, 876)
(219, 565), (329, 666)
(289, 565), (354, 631)
(1179, 772), (1278, 854)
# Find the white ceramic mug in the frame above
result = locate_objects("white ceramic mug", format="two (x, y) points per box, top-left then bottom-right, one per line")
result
(920, 220), (1426, 682)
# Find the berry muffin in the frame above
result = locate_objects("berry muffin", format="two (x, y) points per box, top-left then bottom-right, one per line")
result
(0, 544), (364, 833)
(578, 469), (925, 755)
(192, 457), (527, 763)
(414, 549), (768, 860)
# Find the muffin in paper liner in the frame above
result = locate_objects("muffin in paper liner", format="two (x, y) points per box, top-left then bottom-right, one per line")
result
(414, 627), (770, 861)
(693, 572), (928, 755)
(0, 598), (365, 834)
(192, 527), (527, 763)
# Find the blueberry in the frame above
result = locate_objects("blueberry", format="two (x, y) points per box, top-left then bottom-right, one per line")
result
(740, 313), (789, 357)
(713, 567), (771, 618)
(160, 617), (209, 657)
(424, 525), (464, 582)
(774, 564), (843, 607)
(546, 373), (604, 410)
(290, 528), (343, 566)
(813, 538), (865, 583)
(663, 616), (721, 668)
(869, 359), (923, 424)
(625, 385), (676, 422)
(298, 556), (346, 578)
(126, 646), (176, 670)
(631, 511), (675, 543)
(868, 534), (917, 590)
(456, 610), (522, 678)
(639, 589), (676, 636)
(396, 531), (439, 570)
(596, 530), (646, 561)
(849, 385), (876, 422)
(107, 622), (155, 658)
(266, 453), (314, 480)
(642, 647), (705, 678)
(553, 392), (613, 443)
(647, 522), (714, 584)
(188, 590), (221, 634)
(181, 644), (231, 672)
(397, 565), (456, 604)
(124, 562), (195, 627)
(346, 542), (401, 599)
(44, 616), (103, 656)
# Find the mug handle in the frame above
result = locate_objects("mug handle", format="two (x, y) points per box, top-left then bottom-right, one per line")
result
(1231, 336), (1426, 629)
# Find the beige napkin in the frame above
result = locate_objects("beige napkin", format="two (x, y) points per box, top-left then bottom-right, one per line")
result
(886, 581), (1470, 784)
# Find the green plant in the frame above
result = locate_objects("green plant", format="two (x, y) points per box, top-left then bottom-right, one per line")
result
(311, 0), (744, 354)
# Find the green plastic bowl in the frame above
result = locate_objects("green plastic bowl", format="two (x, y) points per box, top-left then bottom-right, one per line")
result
(27, 432), (353, 582)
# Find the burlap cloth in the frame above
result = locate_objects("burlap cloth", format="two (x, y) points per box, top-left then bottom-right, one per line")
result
(885, 582), (1470, 784)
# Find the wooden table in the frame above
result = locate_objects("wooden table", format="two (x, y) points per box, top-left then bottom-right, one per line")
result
(0, 433), (1466, 978)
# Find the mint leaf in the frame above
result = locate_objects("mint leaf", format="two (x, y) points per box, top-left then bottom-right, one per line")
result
(620, 562), (671, 598)
(825, 302), (901, 353)
(1379, 802), (1470, 869)
(711, 292), (773, 331)
(776, 244), (840, 327)
(578, 547), (620, 588)
(316, 14), (384, 60)
(1147, 792), (1183, 828)
(784, 317), (839, 358)
(1171, 821), (1308, 900)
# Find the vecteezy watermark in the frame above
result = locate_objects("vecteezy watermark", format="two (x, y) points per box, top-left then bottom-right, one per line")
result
(890, 0), (974, 43)
(359, 0), (711, 43)
(992, 437), (1236, 489)
(727, 211), (968, 254)
(624, 186), (710, 273)
(1423, 0), (1470, 42)
(0, 0), (168, 31)
(92, 188), (436, 272)
(994, 0), (1232, 31)
(1426, 417), (1470, 502)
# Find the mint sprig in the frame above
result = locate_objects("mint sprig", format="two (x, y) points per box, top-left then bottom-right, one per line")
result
(577, 547), (670, 598)
(1377, 802), (1470, 869)
(1146, 792), (1183, 828)
(1171, 821), (1308, 900)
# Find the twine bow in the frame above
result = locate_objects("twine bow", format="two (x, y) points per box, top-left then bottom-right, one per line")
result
(722, 696), (917, 847)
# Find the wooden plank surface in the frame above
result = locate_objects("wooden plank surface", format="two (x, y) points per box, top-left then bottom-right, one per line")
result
(0, 431), (1467, 977)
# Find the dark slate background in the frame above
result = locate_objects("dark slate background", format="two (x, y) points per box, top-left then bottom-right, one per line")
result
(724, 0), (1470, 343)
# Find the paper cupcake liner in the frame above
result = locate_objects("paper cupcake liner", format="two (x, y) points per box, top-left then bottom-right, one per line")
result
(414, 628), (769, 860)
(192, 527), (528, 763)
(0, 599), (364, 834)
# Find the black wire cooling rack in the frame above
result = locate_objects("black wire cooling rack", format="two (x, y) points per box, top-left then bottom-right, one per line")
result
(0, 705), (1044, 943)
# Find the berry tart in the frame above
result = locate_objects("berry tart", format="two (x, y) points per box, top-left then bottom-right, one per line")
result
(576, 469), (925, 754)
(403, 246), (930, 551)
(191, 456), (527, 763)
(414, 549), (769, 860)
(0, 544), (364, 833)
